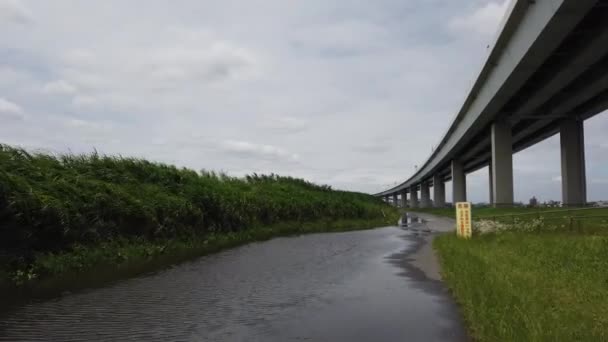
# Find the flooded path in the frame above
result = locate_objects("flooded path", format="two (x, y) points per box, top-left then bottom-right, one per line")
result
(0, 218), (465, 341)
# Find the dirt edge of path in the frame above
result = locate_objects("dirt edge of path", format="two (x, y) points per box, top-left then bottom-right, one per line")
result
(403, 212), (456, 282)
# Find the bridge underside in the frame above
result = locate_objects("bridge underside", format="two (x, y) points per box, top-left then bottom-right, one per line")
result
(379, 1), (608, 207)
(460, 2), (608, 176)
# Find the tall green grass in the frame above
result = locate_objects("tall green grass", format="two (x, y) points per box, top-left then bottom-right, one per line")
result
(423, 207), (608, 339)
(0, 144), (393, 277)
(435, 232), (608, 340)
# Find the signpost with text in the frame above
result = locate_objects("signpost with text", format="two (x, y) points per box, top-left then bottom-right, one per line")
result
(455, 202), (472, 238)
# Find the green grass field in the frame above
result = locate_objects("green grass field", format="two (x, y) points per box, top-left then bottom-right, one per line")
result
(435, 232), (608, 341)
(411, 206), (607, 219)
(420, 206), (608, 340)
(412, 206), (608, 233)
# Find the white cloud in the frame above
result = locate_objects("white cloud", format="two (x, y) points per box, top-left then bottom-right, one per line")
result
(219, 140), (299, 162)
(71, 95), (100, 109)
(63, 49), (97, 67)
(0, 67), (32, 87)
(0, 0), (607, 200)
(148, 41), (257, 84)
(34, 28), (262, 117)
(58, 29), (259, 95)
(354, 143), (390, 154)
(263, 116), (308, 133)
(0, 97), (24, 120)
(65, 118), (97, 129)
(292, 20), (390, 55)
(552, 176), (562, 182)
(448, 1), (509, 36)
(0, 0), (32, 24)
(43, 80), (77, 95)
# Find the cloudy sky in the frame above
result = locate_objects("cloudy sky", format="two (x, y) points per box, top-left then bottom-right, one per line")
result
(1, 0), (607, 203)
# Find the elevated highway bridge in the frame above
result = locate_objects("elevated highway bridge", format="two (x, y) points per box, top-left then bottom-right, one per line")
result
(377, 0), (608, 207)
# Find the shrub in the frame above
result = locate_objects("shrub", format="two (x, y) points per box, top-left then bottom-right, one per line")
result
(0, 144), (389, 261)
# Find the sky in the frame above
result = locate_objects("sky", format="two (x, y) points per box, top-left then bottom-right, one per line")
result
(0, 0), (607, 203)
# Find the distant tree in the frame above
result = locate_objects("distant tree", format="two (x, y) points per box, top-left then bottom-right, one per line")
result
(528, 196), (538, 207)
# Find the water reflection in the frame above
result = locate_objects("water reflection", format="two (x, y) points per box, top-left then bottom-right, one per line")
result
(400, 212), (432, 231)
(0, 227), (464, 341)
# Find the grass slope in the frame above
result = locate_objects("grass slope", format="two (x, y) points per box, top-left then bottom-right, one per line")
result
(413, 207), (608, 339)
(0, 144), (397, 283)
(435, 232), (608, 341)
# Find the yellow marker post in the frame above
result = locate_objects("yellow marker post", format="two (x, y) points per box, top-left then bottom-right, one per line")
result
(455, 202), (472, 239)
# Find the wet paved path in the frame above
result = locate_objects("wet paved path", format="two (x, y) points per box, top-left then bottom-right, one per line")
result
(0, 217), (466, 341)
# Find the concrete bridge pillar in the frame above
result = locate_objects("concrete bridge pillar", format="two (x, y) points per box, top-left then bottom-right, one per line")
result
(433, 174), (445, 207)
(488, 163), (494, 206)
(491, 120), (514, 207)
(392, 193), (399, 207)
(451, 159), (467, 203)
(410, 186), (419, 208)
(420, 182), (431, 208)
(384, 195), (389, 203)
(400, 189), (408, 208)
(560, 119), (587, 206)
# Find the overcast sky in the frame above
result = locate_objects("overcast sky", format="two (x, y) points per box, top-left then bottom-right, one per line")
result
(1, 0), (607, 202)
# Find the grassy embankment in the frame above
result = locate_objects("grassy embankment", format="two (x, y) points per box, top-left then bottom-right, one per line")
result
(411, 205), (604, 220)
(0, 145), (398, 286)
(411, 206), (608, 340)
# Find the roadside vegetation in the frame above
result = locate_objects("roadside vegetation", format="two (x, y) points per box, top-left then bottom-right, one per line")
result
(0, 144), (398, 285)
(418, 206), (608, 340)
(411, 206), (605, 220)
(435, 231), (608, 340)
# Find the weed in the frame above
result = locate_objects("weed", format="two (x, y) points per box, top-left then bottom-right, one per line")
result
(0, 144), (397, 283)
